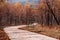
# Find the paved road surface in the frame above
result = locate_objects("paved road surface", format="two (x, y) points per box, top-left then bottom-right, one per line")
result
(4, 25), (58, 40)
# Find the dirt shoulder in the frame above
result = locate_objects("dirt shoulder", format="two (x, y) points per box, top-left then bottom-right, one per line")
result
(19, 24), (60, 39)
(0, 29), (10, 40)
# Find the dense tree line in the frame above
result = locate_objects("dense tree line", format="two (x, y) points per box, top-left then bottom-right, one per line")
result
(0, 0), (60, 27)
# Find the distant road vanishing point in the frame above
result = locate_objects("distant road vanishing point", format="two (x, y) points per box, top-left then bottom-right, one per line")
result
(4, 25), (58, 40)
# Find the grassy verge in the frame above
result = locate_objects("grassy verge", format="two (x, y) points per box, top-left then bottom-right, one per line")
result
(0, 29), (10, 40)
(19, 24), (60, 39)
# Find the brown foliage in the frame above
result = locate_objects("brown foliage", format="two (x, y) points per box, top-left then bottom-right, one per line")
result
(0, 0), (60, 26)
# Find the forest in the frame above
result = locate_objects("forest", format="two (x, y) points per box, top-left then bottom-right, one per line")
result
(0, 0), (60, 40)
(0, 0), (60, 27)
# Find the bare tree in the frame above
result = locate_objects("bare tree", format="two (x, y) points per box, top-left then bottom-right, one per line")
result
(45, 0), (59, 25)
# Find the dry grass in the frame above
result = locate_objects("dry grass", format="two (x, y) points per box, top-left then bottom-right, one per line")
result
(0, 30), (10, 40)
(19, 24), (60, 39)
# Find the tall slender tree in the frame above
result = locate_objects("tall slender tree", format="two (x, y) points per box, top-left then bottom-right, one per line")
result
(45, 0), (59, 25)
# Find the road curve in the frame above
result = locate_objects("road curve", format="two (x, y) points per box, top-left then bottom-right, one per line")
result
(4, 25), (58, 40)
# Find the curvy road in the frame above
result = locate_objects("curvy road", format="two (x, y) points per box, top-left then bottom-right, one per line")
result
(4, 24), (58, 40)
